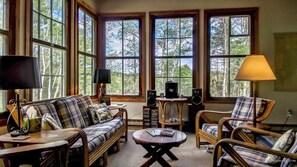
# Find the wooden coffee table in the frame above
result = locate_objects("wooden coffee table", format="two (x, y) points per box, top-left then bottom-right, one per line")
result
(132, 128), (187, 167)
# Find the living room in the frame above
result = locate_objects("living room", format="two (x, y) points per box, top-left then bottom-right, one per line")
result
(0, 0), (296, 166)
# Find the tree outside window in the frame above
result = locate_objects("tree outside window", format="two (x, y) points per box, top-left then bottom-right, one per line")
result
(78, 8), (96, 95)
(150, 11), (199, 97)
(205, 8), (258, 102)
(32, 0), (66, 100)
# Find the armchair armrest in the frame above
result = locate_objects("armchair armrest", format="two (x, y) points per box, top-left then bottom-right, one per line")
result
(213, 138), (297, 167)
(196, 110), (232, 127)
(231, 126), (282, 141)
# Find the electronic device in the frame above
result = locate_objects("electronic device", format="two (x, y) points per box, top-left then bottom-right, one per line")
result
(192, 88), (202, 106)
(147, 90), (156, 106)
(165, 81), (178, 98)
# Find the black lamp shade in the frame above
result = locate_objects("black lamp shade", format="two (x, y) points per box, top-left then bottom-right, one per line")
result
(93, 69), (111, 84)
(0, 55), (42, 90)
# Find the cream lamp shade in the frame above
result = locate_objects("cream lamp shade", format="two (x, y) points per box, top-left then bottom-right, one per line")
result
(235, 55), (276, 81)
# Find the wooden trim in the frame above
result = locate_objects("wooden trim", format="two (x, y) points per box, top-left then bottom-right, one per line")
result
(98, 12), (146, 102)
(203, 7), (259, 103)
(76, 0), (97, 15)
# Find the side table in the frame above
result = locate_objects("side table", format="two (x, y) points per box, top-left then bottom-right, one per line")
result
(156, 98), (187, 131)
(0, 128), (88, 167)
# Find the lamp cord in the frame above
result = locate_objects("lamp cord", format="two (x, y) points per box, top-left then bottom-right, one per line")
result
(280, 115), (290, 131)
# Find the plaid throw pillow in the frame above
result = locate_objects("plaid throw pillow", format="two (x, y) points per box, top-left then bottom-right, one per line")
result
(55, 97), (86, 128)
(88, 104), (113, 124)
(34, 103), (63, 128)
(41, 113), (62, 130)
(281, 132), (297, 167)
(76, 96), (93, 126)
(265, 129), (295, 164)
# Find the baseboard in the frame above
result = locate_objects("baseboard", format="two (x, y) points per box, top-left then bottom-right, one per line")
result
(128, 119), (142, 126)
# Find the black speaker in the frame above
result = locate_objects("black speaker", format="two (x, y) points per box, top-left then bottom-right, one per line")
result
(192, 88), (202, 106)
(165, 81), (178, 98)
(147, 90), (156, 106)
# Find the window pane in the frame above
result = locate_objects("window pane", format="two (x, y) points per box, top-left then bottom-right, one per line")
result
(0, 0), (7, 30)
(124, 20), (139, 57)
(210, 16), (229, 56)
(52, 0), (63, 22)
(33, 12), (39, 39)
(123, 59), (139, 95)
(78, 54), (95, 95)
(180, 38), (193, 56)
(0, 35), (7, 54)
(168, 39), (179, 56)
(168, 58), (180, 78)
(155, 77), (167, 95)
(210, 58), (229, 97)
(180, 78), (192, 96)
(40, 15), (51, 43)
(181, 58), (192, 77)
(106, 21), (122, 57)
(155, 39), (167, 57)
(52, 20), (63, 45)
(230, 58), (250, 97)
(40, 0), (51, 17)
(155, 19), (167, 38)
(78, 9), (85, 52)
(106, 59), (122, 95)
(155, 58), (168, 77)
(230, 36), (250, 55)
(231, 16), (249, 35)
(180, 18), (193, 38)
(85, 15), (94, 54)
(168, 19), (179, 38)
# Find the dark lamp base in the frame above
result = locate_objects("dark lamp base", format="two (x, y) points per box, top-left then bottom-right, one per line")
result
(10, 129), (28, 137)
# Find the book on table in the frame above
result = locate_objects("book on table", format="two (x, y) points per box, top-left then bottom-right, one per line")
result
(146, 129), (175, 137)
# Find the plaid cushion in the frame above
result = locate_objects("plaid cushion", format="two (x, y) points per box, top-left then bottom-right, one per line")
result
(55, 97), (86, 128)
(201, 123), (230, 137)
(219, 145), (272, 167)
(76, 96), (93, 126)
(88, 104), (113, 124)
(281, 132), (297, 167)
(34, 103), (63, 128)
(71, 117), (124, 152)
(41, 113), (62, 130)
(229, 96), (265, 127)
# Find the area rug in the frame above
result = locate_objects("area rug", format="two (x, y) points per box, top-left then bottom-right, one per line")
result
(107, 130), (213, 167)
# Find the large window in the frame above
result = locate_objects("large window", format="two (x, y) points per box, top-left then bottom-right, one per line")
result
(0, 0), (8, 111)
(101, 13), (146, 101)
(32, 0), (66, 100)
(150, 11), (199, 97)
(205, 8), (258, 102)
(78, 7), (96, 95)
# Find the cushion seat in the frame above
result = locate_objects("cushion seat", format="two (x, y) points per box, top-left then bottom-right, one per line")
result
(71, 117), (124, 152)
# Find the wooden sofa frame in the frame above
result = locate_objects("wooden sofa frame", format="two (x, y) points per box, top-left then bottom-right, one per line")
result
(5, 95), (128, 167)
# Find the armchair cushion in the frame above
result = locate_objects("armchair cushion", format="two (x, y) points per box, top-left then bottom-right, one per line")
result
(202, 123), (230, 136)
(265, 129), (295, 164)
(229, 96), (265, 127)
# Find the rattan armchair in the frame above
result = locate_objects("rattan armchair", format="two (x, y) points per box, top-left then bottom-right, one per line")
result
(0, 140), (69, 167)
(213, 127), (297, 167)
(196, 96), (275, 155)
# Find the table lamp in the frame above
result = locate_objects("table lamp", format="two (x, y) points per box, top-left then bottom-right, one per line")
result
(93, 69), (111, 100)
(0, 55), (42, 136)
(235, 54), (276, 127)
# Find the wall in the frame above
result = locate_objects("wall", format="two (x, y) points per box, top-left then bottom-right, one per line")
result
(85, 0), (297, 125)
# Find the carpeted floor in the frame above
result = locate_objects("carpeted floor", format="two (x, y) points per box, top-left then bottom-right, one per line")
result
(107, 130), (213, 167)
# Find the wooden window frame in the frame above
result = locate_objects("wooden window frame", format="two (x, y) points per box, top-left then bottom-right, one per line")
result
(204, 8), (258, 103)
(149, 10), (200, 97)
(99, 13), (146, 102)
(77, 3), (97, 96)
(30, 0), (68, 101)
